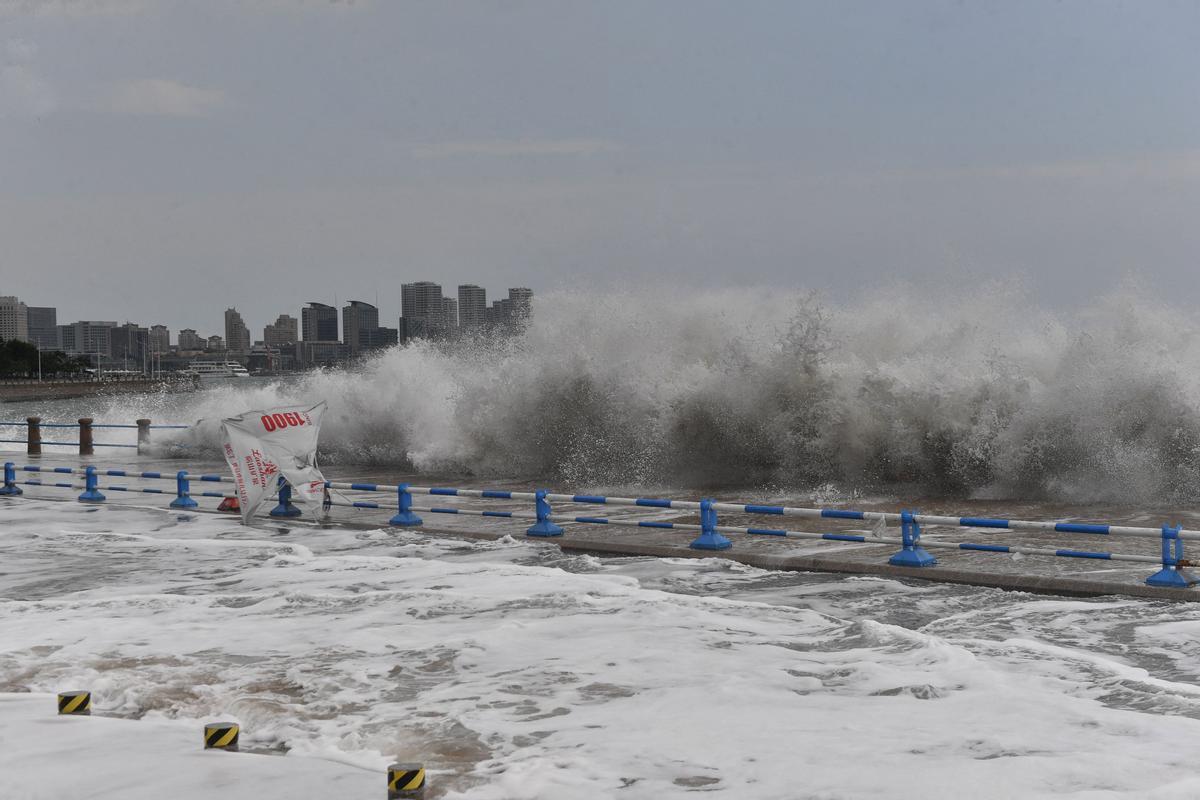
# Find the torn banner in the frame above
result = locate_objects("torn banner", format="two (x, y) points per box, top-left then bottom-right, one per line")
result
(220, 402), (329, 523)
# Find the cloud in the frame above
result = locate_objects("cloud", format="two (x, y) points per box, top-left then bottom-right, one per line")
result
(0, 38), (56, 117)
(104, 78), (225, 117)
(879, 152), (1200, 184)
(0, 0), (151, 17)
(411, 138), (622, 159)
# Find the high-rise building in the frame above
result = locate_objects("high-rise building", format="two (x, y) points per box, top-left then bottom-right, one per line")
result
(148, 325), (170, 353)
(111, 323), (149, 368)
(342, 300), (380, 355)
(0, 296), (29, 342)
(302, 302), (339, 342)
(401, 281), (446, 338)
(26, 306), (59, 350)
(224, 308), (251, 354)
(264, 314), (298, 348)
(508, 287), (533, 322)
(178, 329), (203, 351)
(441, 298), (458, 333)
(457, 285), (486, 330)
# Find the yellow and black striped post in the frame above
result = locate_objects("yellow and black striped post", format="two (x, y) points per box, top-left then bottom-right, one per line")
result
(387, 763), (426, 798)
(57, 691), (92, 716)
(203, 722), (239, 752)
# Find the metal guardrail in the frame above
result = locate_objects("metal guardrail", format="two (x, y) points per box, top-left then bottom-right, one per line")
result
(1, 460), (1196, 590)
(0, 418), (189, 455)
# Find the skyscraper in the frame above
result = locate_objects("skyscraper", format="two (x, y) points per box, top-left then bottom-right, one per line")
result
(112, 323), (149, 367)
(0, 296), (29, 342)
(302, 302), (339, 342)
(224, 308), (251, 354)
(508, 287), (533, 322)
(26, 306), (59, 350)
(342, 300), (379, 355)
(457, 285), (486, 330)
(441, 298), (458, 333)
(401, 282), (443, 323)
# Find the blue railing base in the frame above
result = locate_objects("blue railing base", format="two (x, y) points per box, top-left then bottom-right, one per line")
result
(389, 510), (423, 527)
(77, 489), (106, 503)
(269, 501), (301, 518)
(889, 547), (937, 568)
(1146, 567), (1199, 588)
(689, 531), (733, 550)
(526, 520), (564, 537)
(0, 485), (22, 496)
(170, 496), (199, 510)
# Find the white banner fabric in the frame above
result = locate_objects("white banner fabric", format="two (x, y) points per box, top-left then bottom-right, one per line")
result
(220, 402), (328, 523)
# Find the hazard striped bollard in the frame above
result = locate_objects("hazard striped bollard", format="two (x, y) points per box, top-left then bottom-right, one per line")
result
(204, 721), (239, 751)
(388, 763), (426, 798)
(57, 691), (92, 716)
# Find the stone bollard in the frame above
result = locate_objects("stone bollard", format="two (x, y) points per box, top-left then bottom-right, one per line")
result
(78, 418), (94, 456)
(136, 419), (151, 454)
(26, 417), (41, 456)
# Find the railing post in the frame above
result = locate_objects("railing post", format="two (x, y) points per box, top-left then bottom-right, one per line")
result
(136, 419), (151, 454)
(0, 462), (22, 496)
(1146, 524), (1198, 588)
(889, 509), (936, 567)
(389, 482), (422, 526)
(689, 498), (732, 550)
(78, 418), (94, 456)
(77, 465), (105, 503)
(526, 489), (563, 537)
(269, 476), (301, 517)
(170, 470), (198, 509)
(26, 416), (41, 456)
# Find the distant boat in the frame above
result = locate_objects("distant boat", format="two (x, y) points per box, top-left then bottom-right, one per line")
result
(180, 361), (251, 383)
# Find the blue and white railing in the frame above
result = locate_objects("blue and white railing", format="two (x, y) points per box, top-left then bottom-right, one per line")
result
(3, 459), (1198, 590)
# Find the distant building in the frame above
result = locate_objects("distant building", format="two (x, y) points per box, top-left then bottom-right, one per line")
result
(206, 335), (225, 352)
(296, 340), (347, 367)
(224, 308), (251, 354)
(111, 323), (149, 367)
(508, 287), (533, 323)
(342, 300), (379, 356)
(0, 296), (29, 342)
(264, 314), (298, 348)
(457, 285), (486, 330)
(148, 324), (170, 354)
(302, 302), (339, 342)
(362, 326), (398, 350)
(398, 316), (426, 344)
(58, 321), (117, 358)
(26, 306), (59, 350)
(401, 281), (448, 338)
(177, 329), (203, 351)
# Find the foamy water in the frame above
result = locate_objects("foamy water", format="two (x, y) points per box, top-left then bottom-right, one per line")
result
(3, 497), (1200, 798)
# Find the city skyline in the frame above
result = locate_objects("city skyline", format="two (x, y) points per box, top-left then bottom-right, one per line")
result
(0, 282), (535, 371)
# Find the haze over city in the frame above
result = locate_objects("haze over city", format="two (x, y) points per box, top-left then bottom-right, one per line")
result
(3, 0), (1199, 328)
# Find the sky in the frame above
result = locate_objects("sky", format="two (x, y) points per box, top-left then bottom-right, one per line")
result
(1, 0), (1198, 334)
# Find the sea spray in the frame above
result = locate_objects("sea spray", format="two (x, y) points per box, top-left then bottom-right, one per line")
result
(81, 282), (1200, 503)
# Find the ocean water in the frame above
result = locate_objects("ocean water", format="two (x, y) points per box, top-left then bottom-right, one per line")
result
(2, 498), (1200, 799)
(5, 285), (1200, 797)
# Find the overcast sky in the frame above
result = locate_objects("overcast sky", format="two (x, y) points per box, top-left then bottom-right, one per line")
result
(2, 0), (1198, 333)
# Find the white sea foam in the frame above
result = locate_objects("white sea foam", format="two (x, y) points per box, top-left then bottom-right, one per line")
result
(3, 498), (1200, 798)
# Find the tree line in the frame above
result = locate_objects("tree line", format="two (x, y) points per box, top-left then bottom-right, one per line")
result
(0, 339), (90, 378)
